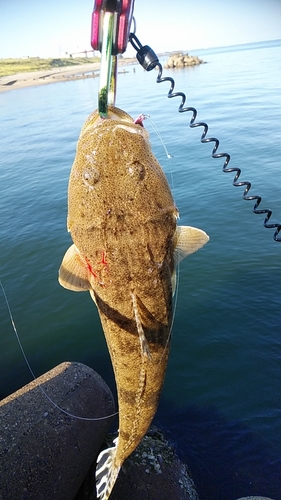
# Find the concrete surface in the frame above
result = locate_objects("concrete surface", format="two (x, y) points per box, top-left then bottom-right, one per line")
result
(0, 362), (115, 500)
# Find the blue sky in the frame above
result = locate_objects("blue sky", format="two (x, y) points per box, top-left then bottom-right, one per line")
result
(1, 0), (281, 59)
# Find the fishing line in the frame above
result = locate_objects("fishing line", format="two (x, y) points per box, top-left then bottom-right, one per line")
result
(0, 279), (118, 422)
(133, 113), (179, 364)
(129, 32), (281, 242)
(141, 114), (174, 159)
(158, 262), (180, 366)
(134, 112), (175, 195)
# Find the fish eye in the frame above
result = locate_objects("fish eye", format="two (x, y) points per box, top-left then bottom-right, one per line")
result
(82, 168), (100, 187)
(128, 161), (145, 181)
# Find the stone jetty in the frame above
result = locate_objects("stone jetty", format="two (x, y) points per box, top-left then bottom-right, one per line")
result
(0, 362), (275, 500)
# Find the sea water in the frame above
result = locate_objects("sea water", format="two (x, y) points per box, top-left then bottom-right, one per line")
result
(1, 39), (281, 499)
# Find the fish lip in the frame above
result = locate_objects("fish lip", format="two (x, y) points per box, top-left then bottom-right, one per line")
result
(111, 123), (148, 139)
(95, 106), (135, 126)
(81, 105), (149, 143)
(90, 114), (150, 143)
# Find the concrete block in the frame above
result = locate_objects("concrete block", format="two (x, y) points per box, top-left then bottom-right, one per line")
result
(0, 362), (115, 500)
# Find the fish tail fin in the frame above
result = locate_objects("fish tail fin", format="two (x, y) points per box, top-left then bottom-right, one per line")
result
(96, 437), (120, 500)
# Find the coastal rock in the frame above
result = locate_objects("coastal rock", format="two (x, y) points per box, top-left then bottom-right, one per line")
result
(165, 52), (204, 69)
(234, 497), (275, 500)
(0, 362), (115, 500)
(75, 427), (199, 500)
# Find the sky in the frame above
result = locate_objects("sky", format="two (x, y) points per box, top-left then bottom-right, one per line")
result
(0, 0), (281, 59)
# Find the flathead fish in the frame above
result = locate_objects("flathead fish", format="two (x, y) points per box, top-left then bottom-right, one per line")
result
(58, 106), (209, 499)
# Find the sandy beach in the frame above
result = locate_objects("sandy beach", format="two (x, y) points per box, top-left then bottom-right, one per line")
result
(0, 59), (136, 93)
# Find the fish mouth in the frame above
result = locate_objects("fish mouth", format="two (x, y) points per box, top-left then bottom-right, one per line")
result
(106, 106), (135, 123)
(81, 105), (149, 142)
(86, 106), (134, 128)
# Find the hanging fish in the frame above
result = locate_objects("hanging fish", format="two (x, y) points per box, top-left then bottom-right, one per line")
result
(58, 106), (209, 500)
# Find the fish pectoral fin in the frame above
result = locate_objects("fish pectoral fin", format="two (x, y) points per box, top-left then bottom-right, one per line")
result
(58, 244), (91, 292)
(174, 226), (209, 265)
(89, 289), (98, 306)
(96, 437), (120, 500)
(131, 293), (151, 359)
(171, 269), (177, 297)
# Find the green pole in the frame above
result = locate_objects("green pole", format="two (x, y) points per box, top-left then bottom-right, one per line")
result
(98, 11), (114, 117)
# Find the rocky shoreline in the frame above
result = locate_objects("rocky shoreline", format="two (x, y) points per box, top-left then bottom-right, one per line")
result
(0, 52), (204, 94)
(76, 426), (199, 500)
(0, 362), (275, 500)
(165, 52), (204, 68)
(0, 58), (136, 94)
(0, 362), (198, 500)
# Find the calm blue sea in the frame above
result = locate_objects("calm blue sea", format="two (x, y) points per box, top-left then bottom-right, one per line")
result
(1, 39), (281, 499)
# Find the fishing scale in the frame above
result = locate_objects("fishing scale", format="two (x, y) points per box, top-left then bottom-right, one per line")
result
(92, 0), (281, 242)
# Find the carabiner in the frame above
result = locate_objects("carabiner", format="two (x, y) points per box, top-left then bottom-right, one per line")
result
(92, 0), (134, 55)
(91, 0), (135, 117)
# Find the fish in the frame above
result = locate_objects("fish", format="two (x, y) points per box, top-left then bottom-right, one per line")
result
(58, 105), (209, 500)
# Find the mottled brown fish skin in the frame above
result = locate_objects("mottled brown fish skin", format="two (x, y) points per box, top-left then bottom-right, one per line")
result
(67, 106), (177, 465)
(59, 105), (209, 498)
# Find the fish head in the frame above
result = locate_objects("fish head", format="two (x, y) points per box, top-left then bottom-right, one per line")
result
(80, 106), (149, 143)
(67, 106), (174, 241)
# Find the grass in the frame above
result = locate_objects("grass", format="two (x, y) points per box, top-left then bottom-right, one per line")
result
(0, 57), (101, 77)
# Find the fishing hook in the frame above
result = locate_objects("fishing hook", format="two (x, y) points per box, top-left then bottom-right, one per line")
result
(129, 33), (281, 242)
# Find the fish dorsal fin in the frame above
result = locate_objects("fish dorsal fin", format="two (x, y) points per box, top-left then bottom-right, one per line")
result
(174, 226), (209, 265)
(171, 270), (177, 297)
(131, 293), (151, 359)
(58, 244), (91, 291)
